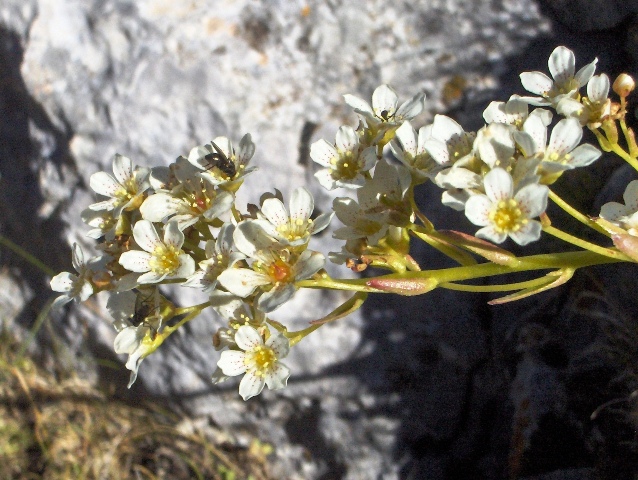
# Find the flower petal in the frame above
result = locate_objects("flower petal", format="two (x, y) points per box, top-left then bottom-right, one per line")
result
(548, 118), (582, 156)
(264, 362), (290, 390)
(90, 172), (120, 197)
(396, 91), (425, 120)
(112, 154), (133, 185)
(371, 84), (399, 117)
(235, 325), (263, 350)
(515, 183), (549, 219)
(257, 284), (296, 312)
(483, 168), (513, 203)
(132, 220), (162, 253)
(261, 198), (288, 227)
(509, 220), (542, 245)
(465, 194), (492, 226)
(475, 225), (507, 244)
(172, 253), (196, 279)
(163, 221), (185, 249)
(623, 180), (638, 210)
(50, 271), (76, 293)
(218, 350), (248, 376)
(600, 201), (628, 222)
(238, 371), (266, 400)
(587, 74), (610, 102)
(548, 46), (575, 85)
(335, 125), (358, 153)
(118, 250), (152, 273)
(218, 268), (269, 297)
(265, 334), (290, 359)
(289, 187), (313, 224)
(568, 144), (601, 168)
(343, 94), (373, 116)
(520, 71), (553, 96)
(140, 193), (183, 222)
(310, 139), (337, 167)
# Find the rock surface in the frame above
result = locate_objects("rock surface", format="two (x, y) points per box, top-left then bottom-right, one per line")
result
(1, 0), (637, 478)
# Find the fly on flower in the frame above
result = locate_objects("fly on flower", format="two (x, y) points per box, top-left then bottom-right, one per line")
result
(131, 288), (161, 332)
(204, 141), (237, 178)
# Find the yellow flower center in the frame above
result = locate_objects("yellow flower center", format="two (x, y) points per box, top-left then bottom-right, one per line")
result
(330, 150), (359, 180)
(546, 151), (572, 164)
(244, 345), (277, 378)
(276, 218), (313, 242)
(267, 258), (293, 283)
(148, 244), (181, 275)
(489, 199), (527, 233)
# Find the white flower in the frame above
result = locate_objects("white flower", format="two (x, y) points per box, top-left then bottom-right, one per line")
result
(188, 134), (256, 187)
(107, 289), (163, 388)
(343, 84), (425, 127)
(428, 115), (481, 194)
(474, 122), (516, 169)
(556, 73), (611, 127)
(311, 125), (377, 190)
(118, 220), (196, 284)
(81, 207), (118, 240)
(465, 168), (548, 245)
(519, 46), (597, 106)
(332, 159), (412, 245)
(183, 223), (245, 293)
(520, 117), (601, 176)
(89, 154), (150, 215)
(140, 177), (234, 230)
(216, 325), (290, 400)
(218, 221), (325, 312)
(114, 324), (152, 388)
(600, 180), (638, 235)
(255, 187), (333, 246)
(482, 95), (553, 128)
(390, 121), (447, 183)
(50, 243), (95, 308)
(357, 158), (412, 226)
(332, 197), (387, 246)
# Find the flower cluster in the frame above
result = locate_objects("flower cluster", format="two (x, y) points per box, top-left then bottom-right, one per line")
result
(51, 46), (637, 400)
(51, 133), (329, 394)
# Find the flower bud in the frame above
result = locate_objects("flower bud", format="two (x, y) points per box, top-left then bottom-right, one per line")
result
(367, 276), (438, 296)
(612, 233), (638, 262)
(613, 73), (635, 97)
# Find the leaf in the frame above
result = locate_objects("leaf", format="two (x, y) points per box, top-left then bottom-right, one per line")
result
(309, 291), (368, 325)
(411, 229), (477, 266)
(438, 230), (520, 267)
(488, 268), (574, 305)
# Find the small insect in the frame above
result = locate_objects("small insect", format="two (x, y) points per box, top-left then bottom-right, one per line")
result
(131, 289), (160, 338)
(204, 141), (236, 178)
(379, 109), (394, 122)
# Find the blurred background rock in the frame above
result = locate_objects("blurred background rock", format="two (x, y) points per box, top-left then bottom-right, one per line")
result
(1, 0), (637, 478)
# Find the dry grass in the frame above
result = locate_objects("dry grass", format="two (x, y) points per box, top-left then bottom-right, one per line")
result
(0, 327), (273, 480)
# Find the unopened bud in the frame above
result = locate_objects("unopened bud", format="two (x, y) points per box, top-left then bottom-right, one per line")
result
(612, 233), (638, 262)
(613, 73), (635, 97)
(367, 276), (438, 296)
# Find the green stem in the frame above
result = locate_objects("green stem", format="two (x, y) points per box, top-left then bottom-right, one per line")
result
(548, 190), (609, 237)
(0, 235), (56, 276)
(297, 250), (621, 292)
(440, 275), (551, 293)
(609, 140), (638, 172)
(542, 225), (630, 261)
